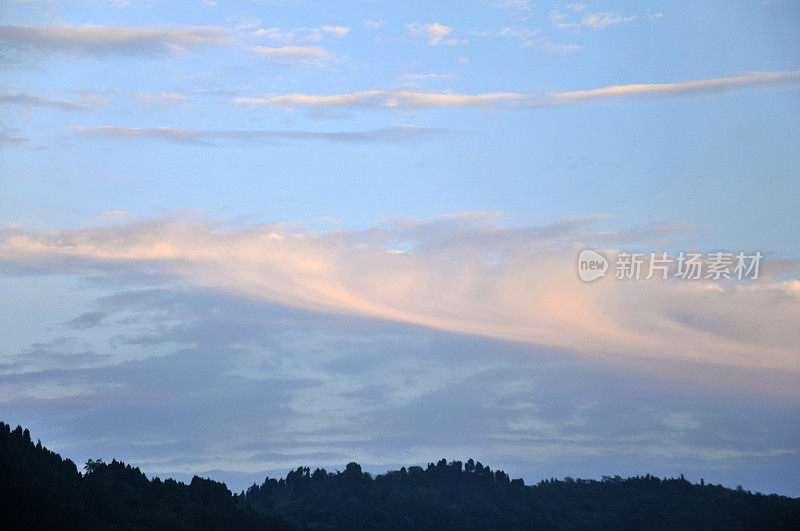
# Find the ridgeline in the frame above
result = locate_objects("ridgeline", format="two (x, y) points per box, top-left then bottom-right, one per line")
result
(2, 421), (798, 529)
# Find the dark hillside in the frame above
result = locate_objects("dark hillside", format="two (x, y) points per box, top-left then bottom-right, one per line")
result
(2, 421), (798, 529)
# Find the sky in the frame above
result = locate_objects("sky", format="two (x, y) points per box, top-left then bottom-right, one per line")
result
(1, 0), (799, 496)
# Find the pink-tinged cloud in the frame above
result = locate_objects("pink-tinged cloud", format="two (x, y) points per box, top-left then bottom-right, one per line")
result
(233, 71), (800, 110)
(550, 71), (800, 100)
(249, 45), (329, 62)
(2, 215), (798, 379)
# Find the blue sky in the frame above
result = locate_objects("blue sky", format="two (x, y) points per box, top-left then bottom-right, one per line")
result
(1, 0), (799, 496)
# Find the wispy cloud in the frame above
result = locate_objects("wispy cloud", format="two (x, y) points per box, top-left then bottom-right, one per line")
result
(0, 92), (90, 111)
(72, 125), (444, 145)
(248, 27), (309, 42)
(552, 10), (639, 31)
(397, 73), (452, 81)
(232, 71), (800, 111)
(396, 73), (454, 87)
(247, 25), (349, 43)
(405, 23), (465, 46)
(93, 210), (134, 222)
(363, 20), (386, 30)
(0, 24), (232, 56)
(248, 45), (329, 64)
(495, 26), (539, 39)
(492, 0), (532, 11)
(76, 90), (113, 106)
(2, 215), (798, 373)
(581, 12), (638, 30)
(234, 90), (531, 109)
(469, 26), (580, 51)
(134, 92), (189, 105)
(0, 128), (27, 146)
(321, 26), (349, 37)
(549, 71), (800, 101)
(523, 38), (583, 52)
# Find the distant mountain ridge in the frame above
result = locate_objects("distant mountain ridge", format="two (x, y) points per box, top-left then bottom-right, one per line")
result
(2, 421), (799, 529)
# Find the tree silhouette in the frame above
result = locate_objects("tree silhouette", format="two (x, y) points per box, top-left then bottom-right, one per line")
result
(3, 420), (800, 530)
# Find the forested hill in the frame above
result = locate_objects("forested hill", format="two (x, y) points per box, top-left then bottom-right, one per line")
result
(2, 421), (799, 530)
(0, 422), (286, 530)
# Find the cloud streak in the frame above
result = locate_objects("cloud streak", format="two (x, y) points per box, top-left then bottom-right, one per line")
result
(406, 23), (465, 46)
(550, 71), (800, 100)
(72, 125), (444, 145)
(551, 9), (639, 31)
(0, 92), (90, 111)
(0, 24), (232, 56)
(248, 25), (349, 43)
(1, 215), (798, 375)
(233, 71), (800, 110)
(249, 45), (329, 63)
(580, 12), (638, 30)
(234, 90), (531, 109)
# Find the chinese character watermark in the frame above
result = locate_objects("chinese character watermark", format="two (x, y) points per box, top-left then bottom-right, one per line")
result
(578, 250), (762, 282)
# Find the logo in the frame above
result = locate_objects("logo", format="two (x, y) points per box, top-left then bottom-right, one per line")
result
(576, 250), (762, 283)
(577, 249), (608, 282)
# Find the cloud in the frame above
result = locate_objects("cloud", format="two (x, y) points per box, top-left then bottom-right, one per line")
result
(523, 38), (583, 52)
(0, 336), (108, 376)
(233, 90), (531, 109)
(550, 11), (570, 24)
(62, 311), (106, 329)
(0, 129), (27, 146)
(0, 92), (90, 111)
(321, 26), (349, 37)
(493, 0), (532, 11)
(76, 90), (114, 106)
(496, 27), (538, 38)
(580, 12), (638, 30)
(3, 283), (798, 493)
(0, 24), (232, 56)
(397, 73), (451, 81)
(232, 71), (800, 111)
(363, 20), (386, 30)
(396, 73), (454, 87)
(492, 27), (548, 47)
(248, 27), (295, 40)
(406, 23), (465, 46)
(247, 25), (349, 43)
(72, 125), (444, 145)
(1, 215), (798, 374)
(2, 252), (798, 494)
(4, 284), (797, 494)
(553, 10), (640, 31)
(134, 92), (188, 105)
(248, 45), (329, 64)
(93, 210), (135, 222)
(549, 71), (800, 101)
